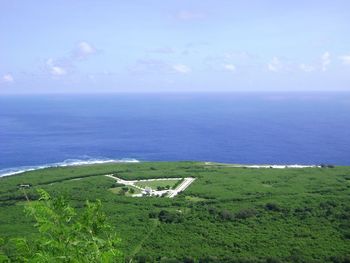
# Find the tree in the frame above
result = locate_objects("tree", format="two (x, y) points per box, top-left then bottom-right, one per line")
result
(10, 189), (123, 262)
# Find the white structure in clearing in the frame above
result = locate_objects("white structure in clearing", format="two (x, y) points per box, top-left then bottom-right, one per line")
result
(105, 174), (196, 198)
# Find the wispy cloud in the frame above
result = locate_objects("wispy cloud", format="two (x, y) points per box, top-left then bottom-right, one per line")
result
(44, 41), (97, 77)
(130, 59), (191, 75)
(321, 51), (330, 71)
(73, 41), (97, 59)
(172, 64), (191, 74)
(46, 58), (68, 77)
(204, 51), (256, 72)
(223, 64), (236, 72)
(339, 54), (350, 65)
(299, 64), (315, 72)
(2, 73), (14, 83)
(267, 57), (282, 72)
(50, 66), (67, 76)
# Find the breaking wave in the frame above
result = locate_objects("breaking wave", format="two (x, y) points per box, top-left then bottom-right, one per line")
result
(0, 157), (140, 177)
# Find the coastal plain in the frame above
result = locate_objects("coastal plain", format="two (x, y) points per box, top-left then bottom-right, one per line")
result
(0, 162), (349, 262)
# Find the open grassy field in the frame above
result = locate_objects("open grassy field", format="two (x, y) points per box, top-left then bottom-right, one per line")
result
(134, 179), (180, 190)
(0, 162), (349, 262)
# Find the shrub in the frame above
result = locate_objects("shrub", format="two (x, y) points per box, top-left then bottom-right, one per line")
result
(199, 256), (219, 262)
(160, 257), (181, 263)
(208, 207), (217, 215)
(265, 203), (281, 212)
(329, 255), (350, 263)
(158, 210), (183, 223)
(149, 211), (158, 218)
(135, 254), (153, 262)
(235, 209), (258, 219)
(266, 257), (282, 263)
(9, 189), (123, 262)
(219, 210), (235, 221)
(183, 256), (195, 263)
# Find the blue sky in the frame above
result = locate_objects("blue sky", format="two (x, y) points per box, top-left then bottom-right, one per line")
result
(1, 0), (350, 93)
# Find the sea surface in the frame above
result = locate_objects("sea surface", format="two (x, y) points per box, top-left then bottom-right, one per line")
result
(1, 93), (350, 175)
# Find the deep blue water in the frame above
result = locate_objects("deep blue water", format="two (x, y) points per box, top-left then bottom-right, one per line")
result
(1, 93), (350, 173)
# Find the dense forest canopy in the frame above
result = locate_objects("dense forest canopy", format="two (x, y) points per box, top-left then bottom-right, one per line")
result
(0, 162), (349, 262)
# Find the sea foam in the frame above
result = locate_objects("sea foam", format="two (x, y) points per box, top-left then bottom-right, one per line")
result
(0, 158), (140, 177)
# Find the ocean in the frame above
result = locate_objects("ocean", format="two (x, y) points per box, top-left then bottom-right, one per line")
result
(1, 92), (350, 175)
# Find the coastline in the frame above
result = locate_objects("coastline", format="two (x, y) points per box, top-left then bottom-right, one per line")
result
(204, 162), (320, 169)
(0, 158), (140, 178)
(0, 158), (324, 178)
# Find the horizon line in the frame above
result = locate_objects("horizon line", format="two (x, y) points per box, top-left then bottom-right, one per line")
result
(1, 90), (350, 96)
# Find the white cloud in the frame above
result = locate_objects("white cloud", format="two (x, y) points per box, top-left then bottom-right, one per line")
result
(2, 74), (14, 83)
(267, 57), (282, 72)
(73, 41), (96, 59)
(50, 66), (67, 76)
(299, 64), (315, 72)
(321, 51), (330, 71)
(339, 55), (350, 65)
(176, 10), (205, 21)
(223, 64), (236, 72)
(172, 64), (191, 74)
(46, 58), (67, 76)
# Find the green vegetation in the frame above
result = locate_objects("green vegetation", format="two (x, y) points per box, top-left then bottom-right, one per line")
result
(1, 161), (350, 262)
(109, 185), (141, 196)
(1, 189), (122, 262)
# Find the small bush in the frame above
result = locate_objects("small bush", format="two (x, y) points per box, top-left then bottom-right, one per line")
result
(219, 210), (235, 221)
(265, 203), (281, 212)
(8, 189), (123, 262)
(235, 209), (258, 219)
(158, 210), (183, 223)
(149, 211), (158, 218)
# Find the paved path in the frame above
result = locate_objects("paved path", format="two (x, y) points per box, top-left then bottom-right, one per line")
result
(168, 177), (196, 198)
(105, 174), (195, 198)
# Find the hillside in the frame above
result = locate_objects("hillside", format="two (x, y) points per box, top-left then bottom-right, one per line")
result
(0, 162), (349, 262)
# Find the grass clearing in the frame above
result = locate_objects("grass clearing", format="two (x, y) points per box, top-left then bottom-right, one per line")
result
(134, 179), (180, 190)
(109, 185), (142, 196)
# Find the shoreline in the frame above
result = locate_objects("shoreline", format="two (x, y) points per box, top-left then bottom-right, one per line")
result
(0, 158), (140, 178)
(0, 159), (328, 178)
(204, 162), (321, 169)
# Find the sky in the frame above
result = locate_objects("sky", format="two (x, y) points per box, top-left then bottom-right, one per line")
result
(0, 0), (350, 94)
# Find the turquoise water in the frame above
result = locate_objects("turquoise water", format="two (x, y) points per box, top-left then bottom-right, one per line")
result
(1, 93), (350, 175)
